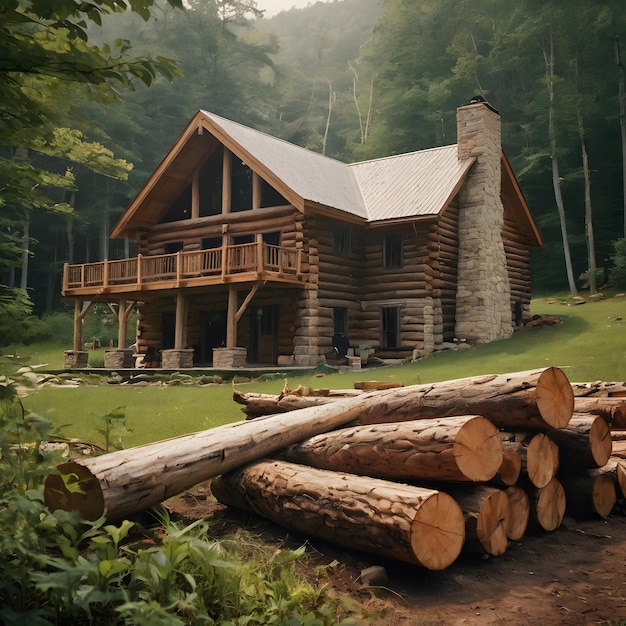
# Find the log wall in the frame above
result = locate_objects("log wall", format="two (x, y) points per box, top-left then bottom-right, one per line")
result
(502, 209), (533, 324)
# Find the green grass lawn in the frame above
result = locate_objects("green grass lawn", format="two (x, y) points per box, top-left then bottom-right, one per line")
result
(12, 294), (626, 448)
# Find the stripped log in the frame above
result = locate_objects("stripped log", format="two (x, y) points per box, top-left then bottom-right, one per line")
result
(528, 477), (566, 531)
(505, 486), (530, 540)
(43, 394), (388, 521)
(236, 367), (574, 430)
(445, 486), (510, 556)
(559, 471), (617, 519)
(573, 397), (626, 428)
(547, 414), (612, 469)
(503, 433), (559, 488)
(277, 416), (503, 483)
(211, 459), (465, 570)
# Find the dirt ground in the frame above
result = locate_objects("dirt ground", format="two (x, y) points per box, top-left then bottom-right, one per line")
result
(164, 482), (626, 626)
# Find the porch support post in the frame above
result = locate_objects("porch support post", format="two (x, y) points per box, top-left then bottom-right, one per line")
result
(118, 298), (128, 349)
(73, 297), (83, 352)
(174, 289), (187, 350)
(226, 284), (238, 348)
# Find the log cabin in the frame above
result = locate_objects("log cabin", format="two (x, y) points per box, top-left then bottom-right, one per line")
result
(62, 98), (542, 369)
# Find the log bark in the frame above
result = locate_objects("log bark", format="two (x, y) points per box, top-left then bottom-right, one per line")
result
(505, 485), (529, 540)
(503, 433), (559, 488)
(573, 397), (626, 428)
(43, 394), (389, 521)
(277, 415), (503, 483)
(560, 471), (617, 519)
(211, 459), (465, 570)
(547, 414), (612, 469)
(528, 477), (566, 531)
(445, 486), (510, 556)
(236, 367), (574, 429)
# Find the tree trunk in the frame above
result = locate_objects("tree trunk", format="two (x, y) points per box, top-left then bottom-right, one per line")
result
(502, 433), (559, 488)
(43, 394), (389, 521)
(528, 476), (566, 531)
(211, 459), (465, 570)
(577, 105), (596, 294)
(445, 486), (510, 556)
(277, 415), (503, 483)
(235, 367), (574, 430)
(615, 36), (626, 238)
(548, 414), (612, 469)
(505, 486), (529, 541)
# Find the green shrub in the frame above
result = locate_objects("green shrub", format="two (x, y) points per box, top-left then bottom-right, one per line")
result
(610, 238), (626, 289)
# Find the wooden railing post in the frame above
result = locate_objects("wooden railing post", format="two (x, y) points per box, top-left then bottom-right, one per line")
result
(62, 263), (68, 292)
(103, 260), (109, 288)
(176, 250), (182, 286)
(256, 235), (264, 275)
(137, 253), (142, 287)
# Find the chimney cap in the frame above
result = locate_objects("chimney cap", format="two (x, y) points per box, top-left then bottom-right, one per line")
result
(467, 95), (499, 114)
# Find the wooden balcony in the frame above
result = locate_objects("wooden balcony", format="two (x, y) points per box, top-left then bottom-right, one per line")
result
(62, 242), (304, 297)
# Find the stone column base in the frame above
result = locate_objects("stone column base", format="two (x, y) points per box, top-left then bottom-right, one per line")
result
(64, 350), (88, 369)
(161, 349), (194, 369)
(104, 349), (134, 369)
(212, 347), (247, 368)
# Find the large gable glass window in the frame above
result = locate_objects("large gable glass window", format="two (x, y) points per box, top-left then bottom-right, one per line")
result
(231, 158), (253, 212)
(384, 234), (403, 269)
(381, 306), (400, 348)
(332, 226), (351, 255)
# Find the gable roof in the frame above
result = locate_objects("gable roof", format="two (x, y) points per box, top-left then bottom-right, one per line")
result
(111, 109), (539, 246)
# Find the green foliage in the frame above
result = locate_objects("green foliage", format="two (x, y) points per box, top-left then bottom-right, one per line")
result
(0, 369), (360, 624)
(610, 238), (626, 289)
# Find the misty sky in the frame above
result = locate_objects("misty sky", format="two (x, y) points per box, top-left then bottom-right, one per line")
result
(256, 0), (331, 17)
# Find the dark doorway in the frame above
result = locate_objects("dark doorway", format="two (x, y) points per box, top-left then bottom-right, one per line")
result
(200, 311), (226, 364)
(249, 305), (277, 364)
(162, 312), (175, 350)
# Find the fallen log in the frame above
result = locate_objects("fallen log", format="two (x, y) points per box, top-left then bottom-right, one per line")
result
(505, 486), (530, 541)
(559, 471), (617, 519)
(573, 397), (626, 428)
(277, 415), (503, 483)
(547, 414), (612, 469)
(528, 477), (566, 531)
(236, 367), (574, 430)
(211, 459), (465, 570)
(43, 394), (387, 521)
(502, 433), (559, 488)
(445, 486), (510, 556)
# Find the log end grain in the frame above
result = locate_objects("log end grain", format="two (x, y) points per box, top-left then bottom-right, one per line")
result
(505, 485), (530, 541)
(532, 477), (566, 531)
(454, 416), (503, 482)
(589, 416), (613, 467)
(497, 450), (522, 486)
(618, 461), (626, 499)
(591, 474), (617, 518)
(536, 367), (575, 428)
(474, 488), (510, 556)
(44, 462), (104, 521)
(410, 491), (465, 570)
(526, 433), (560, 488)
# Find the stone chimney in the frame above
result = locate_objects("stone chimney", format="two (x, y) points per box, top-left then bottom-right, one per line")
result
(454, 99), (512, 344)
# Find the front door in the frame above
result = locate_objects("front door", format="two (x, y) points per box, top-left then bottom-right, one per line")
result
(250, 305), (277, 364)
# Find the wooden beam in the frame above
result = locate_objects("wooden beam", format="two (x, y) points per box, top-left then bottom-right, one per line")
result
(236, 280), (265, 323)
(174, 290), (186, 350)
(226, 284), (238, 348)
(191, 168), (200, 219)
(73, 299), (95, 351)
(222, 148), (231, 215)
(252, 171), (262, 210)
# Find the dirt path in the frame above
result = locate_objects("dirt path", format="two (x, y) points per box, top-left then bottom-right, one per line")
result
(166, 484), (626, 625)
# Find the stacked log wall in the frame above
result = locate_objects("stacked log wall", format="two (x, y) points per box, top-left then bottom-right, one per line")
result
(502, 210), (533, 324)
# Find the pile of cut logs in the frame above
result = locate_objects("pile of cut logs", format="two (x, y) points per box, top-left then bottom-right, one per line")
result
(44, 367), (626, 571)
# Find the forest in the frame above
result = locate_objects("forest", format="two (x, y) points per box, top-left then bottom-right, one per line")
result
(2, 0), (626, 330)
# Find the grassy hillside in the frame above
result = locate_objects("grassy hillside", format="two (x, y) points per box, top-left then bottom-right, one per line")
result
(14, 294), (626, 448)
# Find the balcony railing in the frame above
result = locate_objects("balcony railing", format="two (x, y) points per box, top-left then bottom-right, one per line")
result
(63, 242), (303, 295)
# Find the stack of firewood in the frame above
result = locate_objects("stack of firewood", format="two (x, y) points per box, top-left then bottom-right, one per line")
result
(43, 367), (626, 572)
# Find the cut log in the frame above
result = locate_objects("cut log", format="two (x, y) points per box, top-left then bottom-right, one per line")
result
(354, 381), (404, 391)
(505, 486), (529, 541)
(235, 367), (574, 429)
(502, 433), (559, 488)
(559, 471), (617, 519)
(211, 459), (465, 570)
(445, 486), (510, 556)
(547, 414), (612, 469)
(528, 477), (566, 531)
(277, 415), (503, 483)
(573, 397), (626, 428)
(495, 450), (522, 486)
(43, 394), (389, 521)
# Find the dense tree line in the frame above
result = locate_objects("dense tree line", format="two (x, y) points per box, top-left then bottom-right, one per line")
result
(2, 0), (626, 332)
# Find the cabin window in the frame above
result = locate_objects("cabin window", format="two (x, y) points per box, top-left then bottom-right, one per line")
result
(332, 226), (351, 255)
(384, 234), (403, 269)
(381, 306), (400, 348)
(164, 241), (184, 254)
(261, 179), (288, 208)
(262, 231), (281, 246)
(201, 237), (221, 249)
(231, 158), (253, 212)
(199, 146), (223, 217)
(160, 184), (191, 223)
